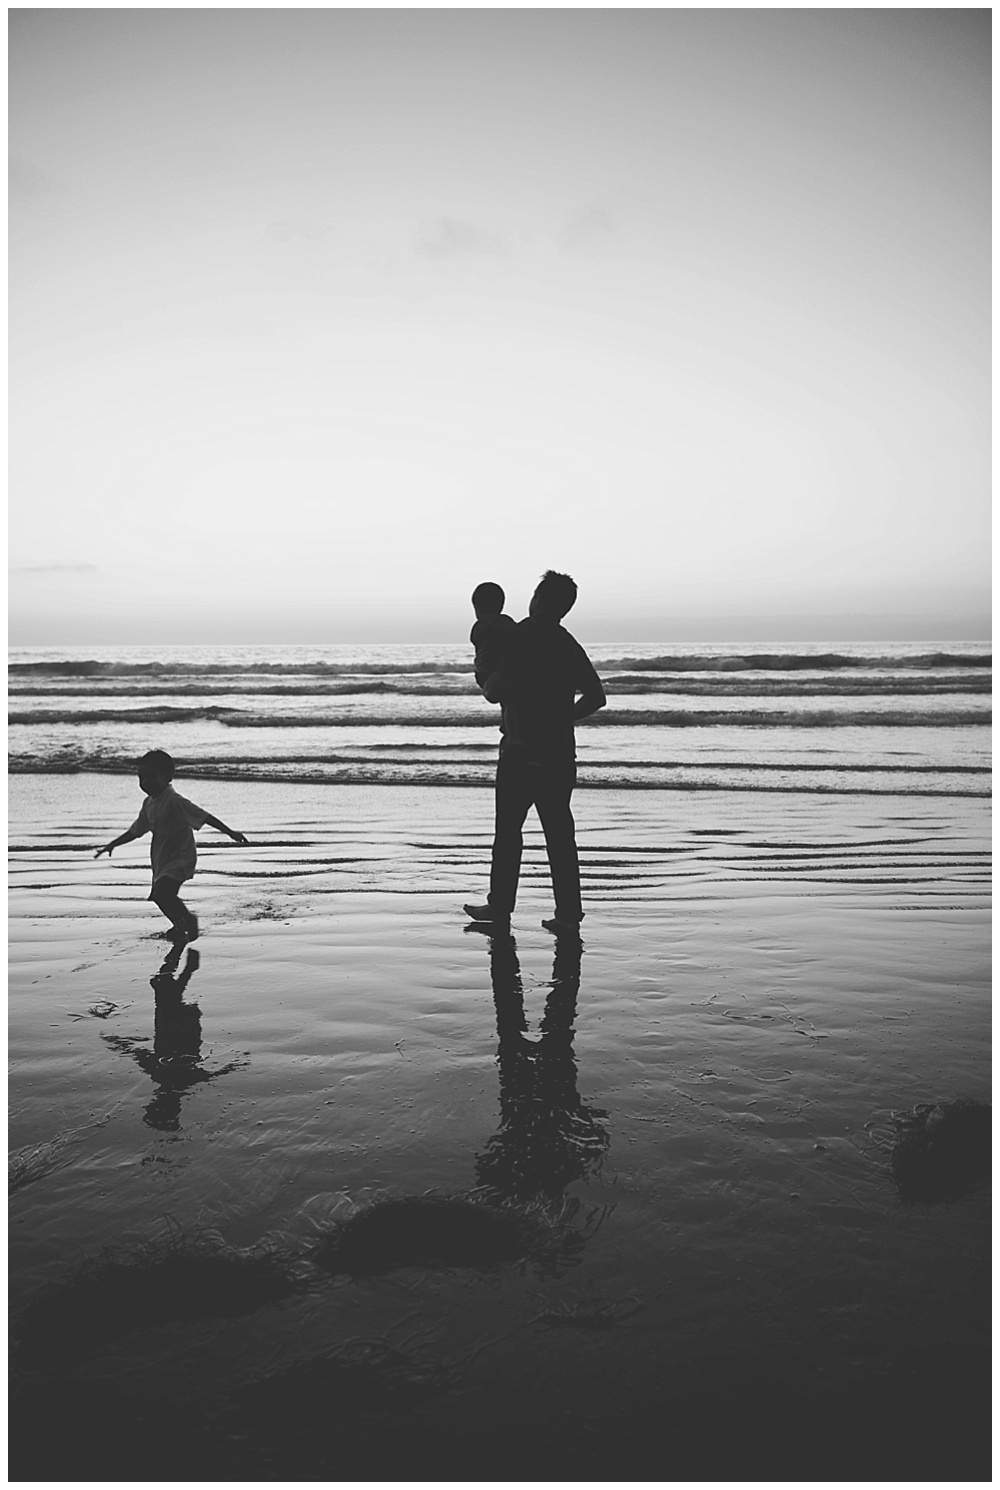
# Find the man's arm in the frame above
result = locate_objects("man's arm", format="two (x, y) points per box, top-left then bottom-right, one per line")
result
(574, 680), (606, 720)
(573, 647), (607, 721)
(202, 811), (249, 845)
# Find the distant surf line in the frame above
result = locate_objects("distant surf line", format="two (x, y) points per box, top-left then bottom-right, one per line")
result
(6, 760), (989, 797)
(10, 706), (991, 728)
(10, 752), (988, 775)
(8, 648), (992, 678)
(8, 677), (992, 698)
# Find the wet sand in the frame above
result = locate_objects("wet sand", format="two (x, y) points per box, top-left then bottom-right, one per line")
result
(9, 775), (991, 1480)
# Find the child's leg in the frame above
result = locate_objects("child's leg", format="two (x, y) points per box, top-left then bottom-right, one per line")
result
(151, 878), (197, 938)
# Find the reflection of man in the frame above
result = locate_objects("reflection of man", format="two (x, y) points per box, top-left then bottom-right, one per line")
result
(464, 570), (606, 935)
(474, 928), (609, 1201)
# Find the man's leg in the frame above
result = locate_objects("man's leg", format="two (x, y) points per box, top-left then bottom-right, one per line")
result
(487, 751), (535, 918)
(534, 763), (583, 925)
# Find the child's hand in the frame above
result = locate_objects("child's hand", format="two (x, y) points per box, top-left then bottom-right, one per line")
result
(230, 831), (249, 846)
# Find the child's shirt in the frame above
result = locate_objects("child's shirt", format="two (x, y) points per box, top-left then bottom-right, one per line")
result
(128, 785), (208, 884)
(470, 612), (517, 690)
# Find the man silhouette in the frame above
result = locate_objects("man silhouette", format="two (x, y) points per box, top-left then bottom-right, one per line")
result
(464, 570), (606, 935)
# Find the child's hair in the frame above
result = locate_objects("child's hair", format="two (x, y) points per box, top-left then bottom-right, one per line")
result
(472, 581), (505, 615)
(534, 570), (577, 619)
(138, 749), (175, 781)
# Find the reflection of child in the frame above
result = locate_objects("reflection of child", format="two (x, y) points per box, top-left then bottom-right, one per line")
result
(470, 581), (517, 695)
(95, 749), (248, 941)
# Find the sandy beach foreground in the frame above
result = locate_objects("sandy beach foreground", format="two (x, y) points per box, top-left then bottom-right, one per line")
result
(9, 775), (991, 1480)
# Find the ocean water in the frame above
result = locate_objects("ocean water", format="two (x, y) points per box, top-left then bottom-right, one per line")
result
(8, 639), (992, 797)
(8, 639), (992, 1479)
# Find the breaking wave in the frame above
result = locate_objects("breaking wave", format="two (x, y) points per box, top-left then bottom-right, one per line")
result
(7, 649), (991, 679)
(7, 659), (467, 678)
(6, 749), (989, 797)
(596, 651), (992, 672)
(9, 676), (991, 700)
(8, 641), (990, 797)
(9, 705), (991, 729)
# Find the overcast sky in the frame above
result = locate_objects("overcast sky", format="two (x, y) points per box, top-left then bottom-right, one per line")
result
(9, 7), (990, 644)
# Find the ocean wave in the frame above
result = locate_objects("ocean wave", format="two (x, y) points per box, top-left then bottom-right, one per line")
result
(7, 658), (468, 678)
(8, 649), (990, 680)
(597, 651), (992, 672)
(8, 705), (239, 725)
(9, 747), (987, 775)
(605, 677), (991, 696)
(6, 753), (989, 797)
(9, 675), (991, 700)
(594, 708), (991, 727)
(10, 705), (991, 729)
(7, 680), (471, 699)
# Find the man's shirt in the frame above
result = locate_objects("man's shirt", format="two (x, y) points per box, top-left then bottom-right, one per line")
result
(495, 617), (605, 765)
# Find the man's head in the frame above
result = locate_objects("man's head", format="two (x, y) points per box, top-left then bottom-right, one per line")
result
(528, 570), (577, 623)
(138, 749), (175, 795)
(472, 581), (505, 619)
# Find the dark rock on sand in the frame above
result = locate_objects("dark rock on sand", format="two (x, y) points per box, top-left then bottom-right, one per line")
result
(891, 1099), (991, 1202)
(313, 1192), (573, 1276)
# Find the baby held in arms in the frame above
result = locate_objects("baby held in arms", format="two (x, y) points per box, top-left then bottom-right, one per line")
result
(470, 581), (517, 702)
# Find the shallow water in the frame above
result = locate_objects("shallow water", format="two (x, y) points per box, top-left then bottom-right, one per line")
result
(8, 776), (991, 1479)
(9, 640), (991, 797)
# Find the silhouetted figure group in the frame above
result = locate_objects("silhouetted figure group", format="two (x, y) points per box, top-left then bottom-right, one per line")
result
(94, 571), (602, 943)
(92, 569), (608, 1168)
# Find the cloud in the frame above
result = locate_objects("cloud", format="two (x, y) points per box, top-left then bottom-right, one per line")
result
(415, 216), (507, 260)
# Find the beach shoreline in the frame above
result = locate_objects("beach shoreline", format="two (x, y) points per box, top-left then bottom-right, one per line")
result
(9, 774), (991, 1479)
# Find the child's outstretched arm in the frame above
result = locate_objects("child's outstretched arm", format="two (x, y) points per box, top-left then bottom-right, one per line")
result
(202, 812), (249, 846)
(94, 823), (147, 859)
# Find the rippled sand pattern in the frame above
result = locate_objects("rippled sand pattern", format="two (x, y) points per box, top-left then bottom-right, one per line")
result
(9, 776), (991, 1480)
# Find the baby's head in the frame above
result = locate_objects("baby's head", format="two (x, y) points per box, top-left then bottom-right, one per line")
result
(138, 749), (175, 796)
(472, 581), (505, 619)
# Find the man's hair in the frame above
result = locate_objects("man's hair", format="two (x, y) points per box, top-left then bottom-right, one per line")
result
(534, 570), (577, 620)
(472, 581), (505, 614)
(138, 749), (175, 780)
